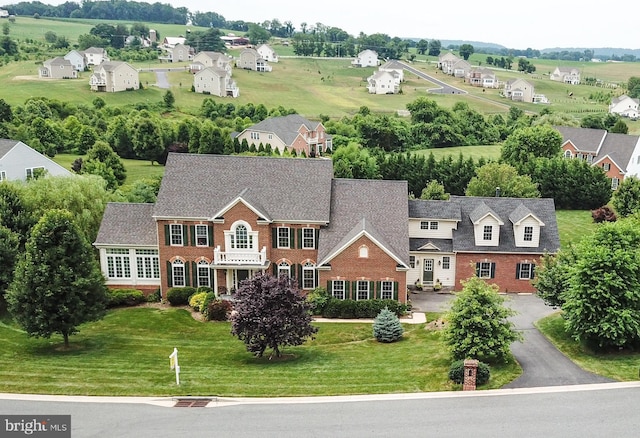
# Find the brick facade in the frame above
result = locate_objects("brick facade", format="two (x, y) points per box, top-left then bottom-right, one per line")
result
(455, 253), (541, 293)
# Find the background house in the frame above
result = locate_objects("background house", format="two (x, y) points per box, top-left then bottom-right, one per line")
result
(236, 48), (272, 72)
(82, 47), (109, 66)
(504, 78), (535, 102)
(367, 70), (400, 94)
(39, 57), (78, 79)
(556, 125), (640, 189)
(351, 49), (379, 67)
(550, 66), (581, 84)
(90, 61), (139, 92)
(256, 44), (278, 63)
(193, 67), (239, 97)
(609, 94), (639, 119)
(190, 51), (233, 75)
(467, 67), (498, 88)
(64, 50), (86, 71)
(159, 43), (193, 63)
(0, 139), (72, 181)
(233, 114), (332, 156)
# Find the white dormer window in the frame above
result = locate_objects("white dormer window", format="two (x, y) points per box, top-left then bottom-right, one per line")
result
(523, 226), (533, 242)
(483, 225), (492, 241)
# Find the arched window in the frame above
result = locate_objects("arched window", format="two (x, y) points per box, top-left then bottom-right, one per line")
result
(235, 224), (248, 249)
(359, 245), (369, 258)
(278, 261), (290, 278)
(302, 262), (316, 290)
(564, 150), (572, 158)
(197, 260), (210, 287)
(172, 259), (185, 287)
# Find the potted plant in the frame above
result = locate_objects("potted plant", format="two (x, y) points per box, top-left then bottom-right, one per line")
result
(433, 279), (442, 292)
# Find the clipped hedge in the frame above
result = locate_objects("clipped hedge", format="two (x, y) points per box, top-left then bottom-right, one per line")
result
(448, 360), (491, 386)
(321, 299), (409, 319)
(167, 286), (197, 306)
(107, 289), (146, 308)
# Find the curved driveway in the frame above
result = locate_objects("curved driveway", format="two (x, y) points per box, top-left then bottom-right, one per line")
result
(393, 60), (466, 94)
(411, 292), (614, 388)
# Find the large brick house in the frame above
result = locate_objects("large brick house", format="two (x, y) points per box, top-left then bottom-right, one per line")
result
(95, 154), (409, 301)
(94, 155), (560, 301)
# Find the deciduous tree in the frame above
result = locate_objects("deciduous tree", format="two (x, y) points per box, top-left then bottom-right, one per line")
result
(465, 162), (539, 198)
(231, 273), (318, 358)
(612, 176), (640, 217)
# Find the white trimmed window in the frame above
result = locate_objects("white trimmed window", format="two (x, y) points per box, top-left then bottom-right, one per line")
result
(197, 260), (210, 287)
(302, 262), (316, 289)
(172, 260), (185, 287)
(612, 177), (619, 190)
(106, 248), (131, 279)
(228, 222), (256, 250)
(277, 261), (290, 278)
(332, 280), (346, 300)
(25, 166), (45, 180)
(277, 227), (290, 248)
(603, 163), (611, 171)
(195, 225), (209, 247)
(518, 263), (534, 280)
(381, 281), (393, 300)
(483, 225), (492, 241)
(170, 224), (183, 246)
(302, 228), (315, 249)
(477, 261), (494, 279)
(359, 245), (369, 258)
(420, 221), (429, 230)
(523, 226), (534, 242)
(356, 281), (370, 300)
(430, 221), (438, 230)
(0, 171), (6, 182)
(135, 249), (159, 279)
(442, 256), (450, 270)
(564, 150), (572, 158)
(409, 256), (416, 269)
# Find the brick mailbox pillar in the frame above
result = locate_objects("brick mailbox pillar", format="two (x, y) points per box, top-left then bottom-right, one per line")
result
(462, 359), (479, 391)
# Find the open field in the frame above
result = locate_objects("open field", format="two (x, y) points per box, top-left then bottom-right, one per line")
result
(53, 154), (165, 184)
(0, 306), (520, 396)
(537, 313), (640, 381)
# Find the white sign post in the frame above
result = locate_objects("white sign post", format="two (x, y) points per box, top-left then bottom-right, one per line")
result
(169, 347), (180, 385)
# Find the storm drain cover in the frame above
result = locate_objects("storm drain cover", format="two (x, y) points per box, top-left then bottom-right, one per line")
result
(174, 398), (211, 407)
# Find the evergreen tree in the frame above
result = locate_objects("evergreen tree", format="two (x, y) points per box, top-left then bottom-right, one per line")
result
(373, 307), (404, 343)
(7, 210), (108, 348)
(231, 273), (318, 358)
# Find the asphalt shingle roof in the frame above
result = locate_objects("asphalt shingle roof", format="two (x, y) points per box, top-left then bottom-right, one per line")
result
(244, 114), (325, 146)
(595, 132), (640, 171)
(317, 178), (409, 265)
(450, 196), (560, 254)
(153, 153), (334, 222)
(555, 126), (607, 153)
(409, 199), (461, 221)
(95, 203), (157, 246)
(0, 139), (18, 159)
(409, 238), (453, 252)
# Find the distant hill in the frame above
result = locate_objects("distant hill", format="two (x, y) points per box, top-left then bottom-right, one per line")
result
(542, 47), (640, 57)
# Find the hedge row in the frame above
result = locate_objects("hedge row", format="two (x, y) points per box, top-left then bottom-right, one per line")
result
(320, 298), (409, 319)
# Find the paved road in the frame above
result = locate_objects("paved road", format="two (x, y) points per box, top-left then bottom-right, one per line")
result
(410, 292), (614, 388)
(2, 383), (639, 437)
(394, 60), (466, 94)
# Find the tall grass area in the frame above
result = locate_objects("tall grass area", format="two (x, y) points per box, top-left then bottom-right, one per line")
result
(0, 307), (520, 396)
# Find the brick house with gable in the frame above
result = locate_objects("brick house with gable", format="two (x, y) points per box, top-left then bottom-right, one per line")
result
(234, 114), (332, 157)
(95, 155), (561, 302)
(95, 154), (409, 301)
(556, 126), (640, 189)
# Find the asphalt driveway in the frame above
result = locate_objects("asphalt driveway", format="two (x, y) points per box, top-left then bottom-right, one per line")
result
(409, 291), (614, 388)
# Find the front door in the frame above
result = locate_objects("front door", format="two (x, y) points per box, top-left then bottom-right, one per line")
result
(423, 259), (434, 285)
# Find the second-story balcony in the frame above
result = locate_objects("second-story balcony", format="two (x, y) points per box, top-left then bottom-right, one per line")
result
(213, 246), (268, 268)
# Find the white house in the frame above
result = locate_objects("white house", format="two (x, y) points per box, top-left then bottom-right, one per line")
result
(0, 139), (72, 182)
(609, 95), (639, 119)
(550, 66), (581, 84)
(256, 44), (279, 63)
(367, 70), (400, 94)
(193, 67), (239, 97)
(352, 49), (379, 67)
(64, 50), (86, 71)
(82, 47), (109, 66)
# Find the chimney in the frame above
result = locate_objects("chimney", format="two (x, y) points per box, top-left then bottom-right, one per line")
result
(495, 187), (501, 197)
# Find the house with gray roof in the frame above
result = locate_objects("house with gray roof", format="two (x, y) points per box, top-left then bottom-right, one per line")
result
(0, 139), (72, 182)
(556, 126), (640, 190)
(89, 61), (139, 92)
(609, 94), (639, 119)
(550, 66), (581, 84)
(408, 196), (559, 293)
(236, 48), (271, 72)
(234, 114), (332, 157)
(95, 154), (409, 301)
(39, 57), (78, 79)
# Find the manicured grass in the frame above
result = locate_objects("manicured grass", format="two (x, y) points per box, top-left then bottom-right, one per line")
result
(537, 313), (640, 381)
(52, 154), (165, 184)
(0, 306), (520, 396)
(555, 209), (597, 248)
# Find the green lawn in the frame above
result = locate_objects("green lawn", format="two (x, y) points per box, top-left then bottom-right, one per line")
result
(0, 306), (520, 397)
(537, 313), (640, 381)
(555, 209), (597, 248)
(53, 154), (165, 184)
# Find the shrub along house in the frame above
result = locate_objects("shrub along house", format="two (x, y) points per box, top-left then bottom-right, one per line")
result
(95, 154), (410, 301)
